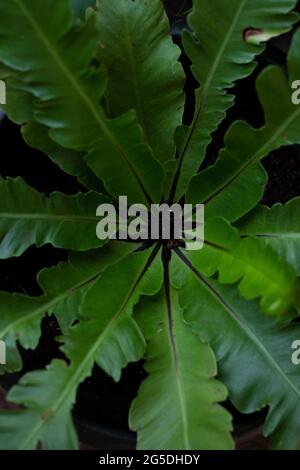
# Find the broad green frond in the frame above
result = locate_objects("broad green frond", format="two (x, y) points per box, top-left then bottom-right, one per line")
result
(130, 289), (233, 450)
(179, 278), (300, 449)
(0, 177), (108, 257)
(173, 0), (298, 199)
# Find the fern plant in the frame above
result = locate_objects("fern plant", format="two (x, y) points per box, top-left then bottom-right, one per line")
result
(0, 0), (300, 450)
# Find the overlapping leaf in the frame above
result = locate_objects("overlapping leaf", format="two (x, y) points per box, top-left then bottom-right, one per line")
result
(0, 177), (108, 257)
(172, 0), (298, 199)
(23, 123), (104, 192)
(237, 198), (300, 275)
(0, 247), (162, 449)
(95, 0), (184, 166)
(64, 246), (163, 381)
(0, 360), (84, 450)
(130, 289), (233, 450)
(0, 68), (34, 124)
(0, 242), (133, 373)
(180, 217), (299, 315)
(179, 274), (300, 449)
(0, 0), (164, 205)
(3, 2), (99, 190)
(187, 28), (300, 221)
(0, 7), (99, 193)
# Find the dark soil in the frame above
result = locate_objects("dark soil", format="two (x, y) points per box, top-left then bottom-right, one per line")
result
(263, 146), (300, 206)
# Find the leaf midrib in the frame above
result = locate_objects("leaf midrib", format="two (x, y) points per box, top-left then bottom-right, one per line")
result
(174, 0), (247, 194)
(204, 240), (293, 295)
(19, 278), (140, 450)
(0, 270), (100, 339)
(194, 0), (247, 118)
(169, 325), (190, 450)
(15, 0), (150, 203)
(0, 213), (99, 222)
(204, 276), (300, 401)
(15, 0), (111, 142)
(204, 107), (300, 205)
(251, 233), (300, 239)
(176, 251), (300, 403)
(19, 247), (159, 450)
(163, 261), (190, 449)
(122, 13), (149, 144)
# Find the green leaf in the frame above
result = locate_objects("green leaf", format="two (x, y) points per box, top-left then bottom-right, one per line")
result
(187, 28), (300, 221)
(14, 1), (102, 194)
(0, 242), (133, 373)
(22, 122), (104, 192)
(0, 360), (83, 450)
(0, 177), (108, 258)
(237, 198), (300, 275)
(288, 23), (300, 78)
(130, 289), (233, 450)
(43, 242), (135, 330)
(0, 247), (162, 449)
(179, 276), (300, 449)
(180, 217), (299, 315)
(65, 245), (163, 381)
(0, 0), (164, 205)
(95, 0), (184, 165)
(0, 80), (34, 124)
(173, 0), (298, 199)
